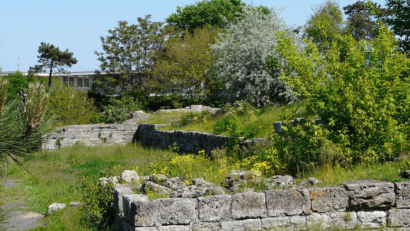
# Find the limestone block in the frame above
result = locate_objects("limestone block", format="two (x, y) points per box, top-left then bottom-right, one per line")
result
(121, 170), (140, 184)
(134, 228), (158, 231)
(114, 185), (132, 214)
(157, 226), (189, 231)
(395, 182), (410, 209)
(357, 211), (386, 229)
(232, 191), (267, 219)
(192, 223), (221, 231)
(307, 213), (329, 228)
(221, 219), (262, 231)
(130, 200), (156, 227)
(289, 216), (307, 229)
(261, 217), (289, 229)
(123, 194), (148, 219)
(328, 211), (357, 229)
(48, 203), (66, 214)
(308, 186), (348, 212)
(198, 195), (231, 222)
(140, 181), (172, 195)
(265, 188), (311, 216)
(342, 180), (395, 210)
(387, 209), (410, 227)
(156, 198), (197, 225)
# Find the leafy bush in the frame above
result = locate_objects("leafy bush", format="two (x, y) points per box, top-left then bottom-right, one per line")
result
(80, 178), (115, 229)
(48, 80), (96, 126)
(272, 24), (410, 169)
(100, 95), (141, 124)
(2, 71), (42, 102)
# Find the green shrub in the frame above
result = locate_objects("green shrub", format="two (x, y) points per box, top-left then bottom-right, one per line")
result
(274, 24), (410, 166)
(80, 178), (115, 229)
(49, 80), (96, 126)
(100, 95), (141, 124)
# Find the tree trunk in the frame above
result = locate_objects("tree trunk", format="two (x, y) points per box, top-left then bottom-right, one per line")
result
(48, 61), (54, 87)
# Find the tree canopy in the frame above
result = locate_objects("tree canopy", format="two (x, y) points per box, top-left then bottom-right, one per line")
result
(383, 0), (410, 52)
(166, 0), (246, 33)
(343, 0), (387, 41)
(94, 15), (172, 95)
(304, 0), (344, 52)
(30, 42), (77, 87)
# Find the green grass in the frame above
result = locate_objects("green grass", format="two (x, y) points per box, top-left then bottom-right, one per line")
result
(1, 143), (171, 230)
(147, 101), (306, 139)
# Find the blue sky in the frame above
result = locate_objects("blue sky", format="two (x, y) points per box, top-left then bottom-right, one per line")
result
(0, 0), (386, 72)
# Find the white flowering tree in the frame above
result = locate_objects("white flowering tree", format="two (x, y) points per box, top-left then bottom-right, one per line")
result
(211, 6), (304, 106)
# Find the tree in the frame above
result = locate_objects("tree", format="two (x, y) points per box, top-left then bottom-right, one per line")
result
(31, 42), (77, 87)
(276, 25), (410, 166)
(304, 0), (344, 52)
(48, 79), (96, 126)
(166, 0), (246, 33)
(94, 15), (171, 95)
(0, 80), (53, 176)
(2, 72), (39, 102)
(211, 6), (303, 107)
(343, 0), (387, 41)
(383, 0), (410, 52)
(152, 27), (219, 100)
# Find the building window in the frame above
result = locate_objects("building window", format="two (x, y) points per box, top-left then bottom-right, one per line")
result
(69, 77), (74, 87)
(63, 76), (69, 85)
(77, 77), (83, 87)
(84, 77), (90, 88)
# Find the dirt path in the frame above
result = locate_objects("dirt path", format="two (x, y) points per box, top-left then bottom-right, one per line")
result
(1, 179), (44, 230)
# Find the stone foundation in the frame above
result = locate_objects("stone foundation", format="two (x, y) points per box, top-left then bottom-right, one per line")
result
(115, 179), (410, 230)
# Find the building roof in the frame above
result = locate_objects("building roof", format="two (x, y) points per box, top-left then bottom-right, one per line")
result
(0, 71), (106, 77)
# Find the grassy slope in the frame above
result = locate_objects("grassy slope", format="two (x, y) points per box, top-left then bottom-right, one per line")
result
(146, 102), (306, 138)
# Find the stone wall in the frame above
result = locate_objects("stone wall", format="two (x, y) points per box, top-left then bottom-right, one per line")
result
(115, 179), (410, 230)
(136, 124), (266, 154)
(43, 124), (138, 150)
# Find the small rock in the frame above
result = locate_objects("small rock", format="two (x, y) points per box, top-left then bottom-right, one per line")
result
(149, 174), (168, 185)
(167, 177), (187, 190)
(48, 203), (66, 214)
(192, 178), (215, 187)
(230, 170), (248, 179)
(68, 202), (83, 207)
(267, 175), (294, 188)
(140, 181), (172, 195)
(98, 176), (119, 186)
(170, 185), (225, 198)
(121, 170), (140, 184)
(299, 177), (322, 187)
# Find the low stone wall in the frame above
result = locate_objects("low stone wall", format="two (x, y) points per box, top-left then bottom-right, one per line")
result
(43, 124), (138, 150)
(115, 179), (410, 230)
(136, 124), (266, 154)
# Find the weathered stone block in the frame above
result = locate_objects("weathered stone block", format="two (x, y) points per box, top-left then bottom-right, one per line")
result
(307, 213), (329, 228)
(134, 228), (158, 231)
(265, 188), (311, 216)
(232, 191), (267, 219)
(121, 170), (140, 184)
(395, 182), (410, 209)
(130, 200), (156, 227)
(156, 198), (197, 225)
(123, 194), (148, 219)
(157, 226), (189, 231)
(114, 185), (132, 214)
(357, 211), (386, 229)
(328, 211), (357, 229)
(308, 186), (348, 212)
(192, 223), (221, 231)
(342, 180), (395, 210)
(221, 219), (262, 231)
(289, 216), (307, 229)
(261, 217), (289, 229)
(198, 195), (231, 222)
(387, 209), (410, 227)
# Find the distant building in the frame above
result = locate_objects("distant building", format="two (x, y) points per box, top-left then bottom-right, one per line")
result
(0, 71), (101, 92)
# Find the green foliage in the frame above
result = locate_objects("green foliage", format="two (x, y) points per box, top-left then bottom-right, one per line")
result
(304, 0), (344, 52)
(80, 178), (115, 229)
(153, 27), (220, 100)
(2, 72), (40, 102)
(99, 95), (141, 124)
(94, 15), (172, 95)
(343, 0), (387, 41)
(165, 0), (246, 33)
(48, 80), (96, 126)
(383, 0), (410, 52)
(276, 25), (410, 168)
(0, 80), (53, 176)
(30, 42), (77, 86)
